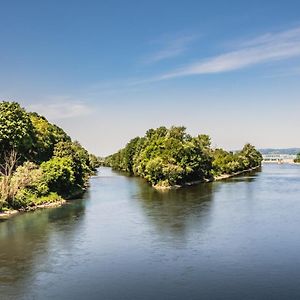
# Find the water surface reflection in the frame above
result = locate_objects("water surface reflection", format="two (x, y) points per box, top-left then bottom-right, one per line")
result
(1, 165), (300, 300)
(134, 181), (216, 242)
(0, 199), (86, 298)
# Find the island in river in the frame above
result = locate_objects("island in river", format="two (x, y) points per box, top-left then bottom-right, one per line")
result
(105, 126), (262, 189)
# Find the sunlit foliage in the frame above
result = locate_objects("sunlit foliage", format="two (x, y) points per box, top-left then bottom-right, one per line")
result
(106, 126), (262, 187)
(0, 101), (99, 211)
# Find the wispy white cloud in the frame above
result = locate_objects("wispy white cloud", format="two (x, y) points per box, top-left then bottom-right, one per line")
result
(142, 34), (199, 64)
(27, 96), (92, 120)
(155, 27), (300, 80)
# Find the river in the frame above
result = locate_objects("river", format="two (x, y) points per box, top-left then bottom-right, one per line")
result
(1, 164), (300, 299)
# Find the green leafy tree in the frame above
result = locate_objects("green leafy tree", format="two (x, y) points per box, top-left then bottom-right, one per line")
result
(53, 141), (92, 188)
(0, 101), (34, 162)
(89, 154), (101, 170)
(29, 113), (70, 162)
(0, 101), (97, 210)
(212, 144), (262, 176)
(41, 157), (76, 197)
(106, 126), (214, 187)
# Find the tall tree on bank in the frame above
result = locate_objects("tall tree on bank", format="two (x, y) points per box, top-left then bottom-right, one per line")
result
(0, 101), (99, 211)
(0, 102), (34, 162)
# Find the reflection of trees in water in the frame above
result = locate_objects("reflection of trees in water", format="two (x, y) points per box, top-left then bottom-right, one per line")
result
(219, 168), (261, 202)
(135, 181), (219, 241)
(135, 169), (260, 243)
(225, 168), (261, 184)
(0, 199), (86, 295)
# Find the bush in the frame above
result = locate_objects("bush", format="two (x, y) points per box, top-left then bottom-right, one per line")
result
(41, 157), (76, 197)
(13, 189), (36, 208)
(33, 192), (63, 205)
(13, 189), (62, 208)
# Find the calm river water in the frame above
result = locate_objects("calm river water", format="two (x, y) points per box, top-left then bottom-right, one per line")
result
(1, 164), (300, 299)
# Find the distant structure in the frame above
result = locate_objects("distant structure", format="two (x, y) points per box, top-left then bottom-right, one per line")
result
(262, 154), (296, 164)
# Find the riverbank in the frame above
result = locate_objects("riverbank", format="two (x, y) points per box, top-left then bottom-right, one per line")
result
(154, 166), (261, 190)
(214, 166), (260, 181)
(0, 199), (66, 220)
(0, 178), (91, 221)
(263, 161), (300, 165)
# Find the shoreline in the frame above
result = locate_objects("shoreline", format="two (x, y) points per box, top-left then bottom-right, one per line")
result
(0, 199), (66, 220)
(263, 161), (300, 165)
(0, 166), (263, 217)
(154, 165), (261, 190)
(214, 166), (260, 181)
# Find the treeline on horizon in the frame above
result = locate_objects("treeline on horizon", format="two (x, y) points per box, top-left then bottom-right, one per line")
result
(0, 101), (101, 212)
(105, 126), (263, 188)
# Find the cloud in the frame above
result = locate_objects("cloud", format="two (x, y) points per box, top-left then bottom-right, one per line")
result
(155, 27), (300, 80)
(27, 97), (92, 120)
(142, 34), (199, 64)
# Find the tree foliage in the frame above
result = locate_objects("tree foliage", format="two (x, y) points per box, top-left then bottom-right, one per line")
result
(0, 102), (34, 161)
(106, 126), (262, 187)
(212, 144), (262, 176)
(106, 126), (215, 187)
(29, 112), (70, 162)
(0, 101), (98, 211)
(41, 157), (76, 197)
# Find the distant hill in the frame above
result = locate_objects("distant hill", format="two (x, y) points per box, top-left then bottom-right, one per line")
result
(259, 148), (300, 155)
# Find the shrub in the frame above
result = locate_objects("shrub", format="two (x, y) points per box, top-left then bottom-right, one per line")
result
(41, 157), (75, 197)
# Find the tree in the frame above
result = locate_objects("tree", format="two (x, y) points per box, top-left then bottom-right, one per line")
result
(0, 101), (97, 210)
(10, 161), (49, 208)
(0, 102), (34, 162)
(41, 157), (76, 197)
(89, 154), (101, 170)
(53, 141), (93, 188)
(106, 126), (214, 187)
(29, 113), (70, 162)
(0, 149), (19, 209)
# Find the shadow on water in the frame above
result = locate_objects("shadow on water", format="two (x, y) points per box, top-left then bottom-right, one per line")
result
(0, 197), (86, 294)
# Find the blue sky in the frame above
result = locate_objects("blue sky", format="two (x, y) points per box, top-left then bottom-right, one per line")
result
(1, 0), (300, 155)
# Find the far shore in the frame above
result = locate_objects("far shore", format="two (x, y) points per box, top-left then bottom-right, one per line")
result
(263, 161), (300, 165)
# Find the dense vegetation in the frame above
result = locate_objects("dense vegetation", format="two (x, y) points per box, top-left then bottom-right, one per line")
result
(105, 126), (262, 188)
(0, 101), (100, 212)
(295, 153), (300, 163)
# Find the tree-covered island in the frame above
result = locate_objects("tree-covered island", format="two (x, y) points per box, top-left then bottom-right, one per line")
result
(0, 101), (101, 215)
(105, 126), (262, 188)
